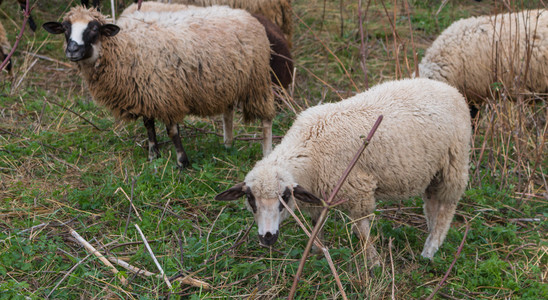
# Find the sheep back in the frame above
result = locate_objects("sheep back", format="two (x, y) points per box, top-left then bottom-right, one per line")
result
(419, 9), (548, 104)
(166, 0), (293, 48)
(70, 5), (275, 124)
(255, 78), (471, 215)
(252, 13), (293, 89)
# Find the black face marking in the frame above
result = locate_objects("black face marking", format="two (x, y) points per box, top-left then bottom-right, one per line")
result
(83, 21), (102, 45)
(279, 187), (291, 211)
(61, 21), (71, 39)
(245, 189), (257, 213)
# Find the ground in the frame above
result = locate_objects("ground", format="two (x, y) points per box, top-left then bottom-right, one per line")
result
(0, 0), (546, 299)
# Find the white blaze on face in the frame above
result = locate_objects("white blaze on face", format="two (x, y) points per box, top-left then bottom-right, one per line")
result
(255, 199), (282, 236)
(70, 22), (89, 45)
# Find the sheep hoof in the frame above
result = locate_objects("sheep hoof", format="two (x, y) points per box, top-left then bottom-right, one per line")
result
(420, 246), (437, 260)
(177, 158), (191, 169)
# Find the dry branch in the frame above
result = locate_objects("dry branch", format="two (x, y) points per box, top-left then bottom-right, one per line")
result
(0, 0), (30, 71)
(288, 115), (383, 300)
(134, 224), (172, 289)
(425, 217), (470, 300)
(69, 228), (128, 285)
(107, 257), (211, 289)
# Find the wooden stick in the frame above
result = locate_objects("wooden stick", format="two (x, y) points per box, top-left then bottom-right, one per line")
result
(389, 237), (395, 300)
(0, 0), (30, 71)
(425, 218), (470, 300)
(69, 229), (127, 285)
(134, 224), (172, 289)
(288, 115), (383, 300)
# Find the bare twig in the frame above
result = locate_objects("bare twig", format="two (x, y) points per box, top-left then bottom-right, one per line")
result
(44, 97), (104, 131)
(0, 127), (71, 154)
(134, 224), (172, 289)
(69, 229), (127, 285)
(358, 0), (372, 88)
(425, 217), (470, 300)
(389, 237), (395, 300)
(0, 0), (30, 71)
(288, 115), (383, 300)
(293, 10), (359, 92)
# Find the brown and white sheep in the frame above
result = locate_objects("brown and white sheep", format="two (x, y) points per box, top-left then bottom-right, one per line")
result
(0, 20), (12, 72)
(163, 0), (293, 48)
(417, 9), (548, 118)
(216, 78), (471, 262)
(43, 6), (275, 168)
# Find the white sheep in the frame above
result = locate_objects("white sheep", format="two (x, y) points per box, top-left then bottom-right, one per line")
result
(162, 0), (293, 48)
(43, 5), (275, 168)
(418, 9), (548, 117)
(216, 78), (471, 262)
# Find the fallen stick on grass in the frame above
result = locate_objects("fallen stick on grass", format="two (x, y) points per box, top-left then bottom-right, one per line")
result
(69, 228), (128, 286)
(107, 257), (211, 290)
(134, 224), (172, 289)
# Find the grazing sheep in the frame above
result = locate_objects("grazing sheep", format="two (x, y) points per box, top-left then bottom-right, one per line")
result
(216, 78), (471, 262)
(0, 20), (12, 72)
(418, 9), (548, 117)
(122, 2), (293, 90)
(164, 0), (293, 48)
(0, 0), (37, 31)
(43, 6), (275, 168)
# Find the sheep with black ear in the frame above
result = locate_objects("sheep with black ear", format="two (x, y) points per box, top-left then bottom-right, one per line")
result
(164, 0), (293, 48)
(0, 20), (12, 72)
(43, 6), (275, 168)
(216, 78), (471, 263)
(417, 9), (548, 118)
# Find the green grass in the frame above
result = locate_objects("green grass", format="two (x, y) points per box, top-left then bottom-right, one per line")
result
(1, 0), (547, 299)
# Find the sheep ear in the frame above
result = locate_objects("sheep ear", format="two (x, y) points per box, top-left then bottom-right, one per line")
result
(42, 22), (65, 34)
(293, 185), (322, 204)
(100, 24), (120, 37)
(215, 182), (246, 201)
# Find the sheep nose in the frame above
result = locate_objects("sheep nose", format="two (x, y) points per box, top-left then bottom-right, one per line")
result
(259, 231), (279, 246)
(66, 40), (80, 53)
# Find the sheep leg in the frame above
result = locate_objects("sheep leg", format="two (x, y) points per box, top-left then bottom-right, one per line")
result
(421, 167), (465, 259)
(262, 119), (272, 155)
(353, 218), (380, 267)
(421, 198), (458, 259)
(143, 116), (160, 161)
(166, 123), (190, 168)
(222, 106), (234, 148)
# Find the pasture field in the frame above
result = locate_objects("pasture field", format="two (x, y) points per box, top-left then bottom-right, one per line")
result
(0, 0), (546, 298)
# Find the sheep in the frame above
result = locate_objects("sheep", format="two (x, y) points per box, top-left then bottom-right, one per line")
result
(121, 2), (293, 90)
(215, 78), (471, 263)
(252, 13), (293, 90)
(417, 9), (548, 118)
(42, 5), (275, 168)
(0, 20), (12, 72)
(0, 0), (37, 31)
(162, 0), (293, 48)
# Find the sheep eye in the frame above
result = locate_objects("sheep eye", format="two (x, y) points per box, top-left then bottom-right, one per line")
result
(279, 187), (292, 211)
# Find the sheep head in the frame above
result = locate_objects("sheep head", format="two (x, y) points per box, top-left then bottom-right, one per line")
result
(43, 6), (119, 63)
(215, 167), (321, 246)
